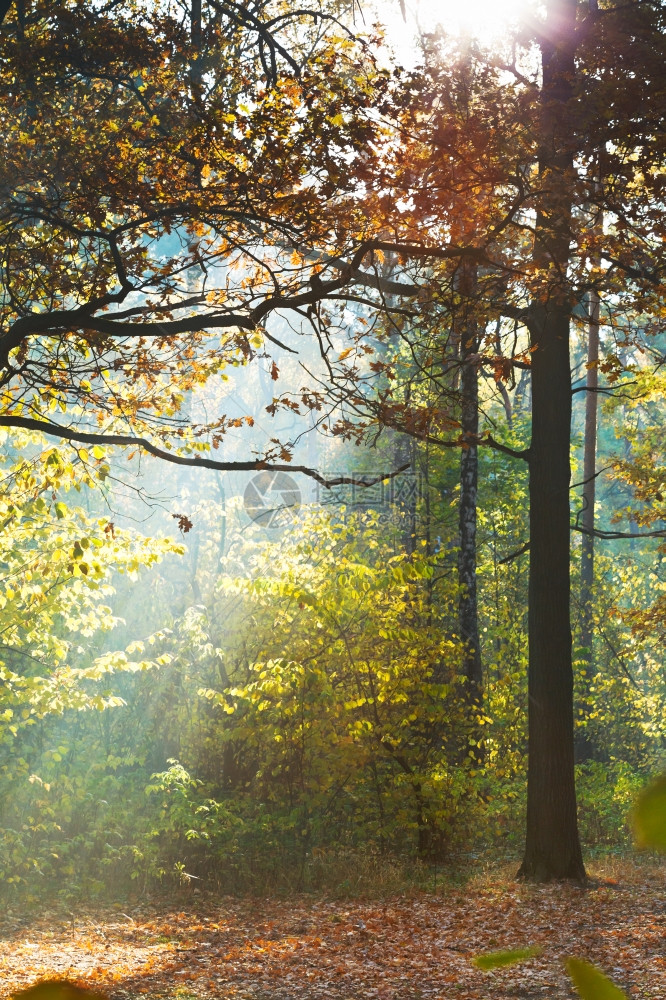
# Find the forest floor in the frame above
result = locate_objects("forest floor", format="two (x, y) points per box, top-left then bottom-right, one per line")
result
(0, 857), (663, 1000)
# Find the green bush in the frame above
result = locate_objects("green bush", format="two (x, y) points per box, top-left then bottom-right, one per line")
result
(575, 760), (646, 847)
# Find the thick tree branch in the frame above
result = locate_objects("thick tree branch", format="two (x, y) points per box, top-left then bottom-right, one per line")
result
(363, 240), (491, 267)
(297, 247), (421, 297)
(0, 244), (383, 366)
(0, 310), (254, 369)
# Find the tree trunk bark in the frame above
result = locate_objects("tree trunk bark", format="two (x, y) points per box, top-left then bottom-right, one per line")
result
(576, 284), (600, 762)
(518, 0), (586, 881)
(520, 299), (585, 880)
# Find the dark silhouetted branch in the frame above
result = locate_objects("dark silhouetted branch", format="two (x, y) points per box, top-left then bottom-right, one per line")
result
(0, 415), (410, 488)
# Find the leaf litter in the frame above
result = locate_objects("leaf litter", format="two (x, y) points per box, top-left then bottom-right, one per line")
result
(0, 859), (663, 1000)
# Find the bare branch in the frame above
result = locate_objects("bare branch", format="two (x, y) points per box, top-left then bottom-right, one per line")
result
(570, 464), (613, 490)
(0, 415), (410, 489)
(484, 434), (530, 461)
(498, 541), (530, 564)
(572, 524), (666, 540)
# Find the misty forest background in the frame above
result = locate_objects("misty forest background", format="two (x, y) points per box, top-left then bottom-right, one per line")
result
(0, 0), (665, 908)
(3, 332), (664, 903)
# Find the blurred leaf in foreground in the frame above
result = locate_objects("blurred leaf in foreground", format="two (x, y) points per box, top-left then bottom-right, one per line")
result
(566, 958), (628, 1000)
(473, 946), (541, 970)
(12, 981), (107, 1000)
(632, 774), (666, 852)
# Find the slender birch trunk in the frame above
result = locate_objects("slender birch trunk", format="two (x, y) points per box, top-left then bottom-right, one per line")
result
(576, 283), (600, 762)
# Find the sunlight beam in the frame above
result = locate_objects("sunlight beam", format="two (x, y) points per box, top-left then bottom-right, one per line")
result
(374, 0), (530, 59)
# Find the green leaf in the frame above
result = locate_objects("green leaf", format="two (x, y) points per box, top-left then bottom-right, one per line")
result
(566, 958), (628, 1000)
(473, 947), (541, 970)
(632, 774), (666, 851)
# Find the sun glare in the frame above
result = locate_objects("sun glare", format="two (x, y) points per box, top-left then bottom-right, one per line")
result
(374, 0), (529, 60)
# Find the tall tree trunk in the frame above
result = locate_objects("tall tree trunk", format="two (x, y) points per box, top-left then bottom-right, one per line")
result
(518, 0), (586, 881)
(576, 283), (600, 762)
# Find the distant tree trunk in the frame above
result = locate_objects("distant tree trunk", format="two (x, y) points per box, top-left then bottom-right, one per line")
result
(396, 389), (417, 555)
(191, 0), (202, 90)
(449, 54), (483, 717)
(514, 367), (531, 414)
(403, 431), (417, 555)
(518, 0), (586, 882)
(494, 320), (514, 429)
(0, 2), (14, 29)
(576, 283), (600, 762)
(455, 264), (484, 763)
(458, 327), (482, 695)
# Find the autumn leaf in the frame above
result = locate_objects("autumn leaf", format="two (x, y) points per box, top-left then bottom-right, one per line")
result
(172, 513), (194, 534)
